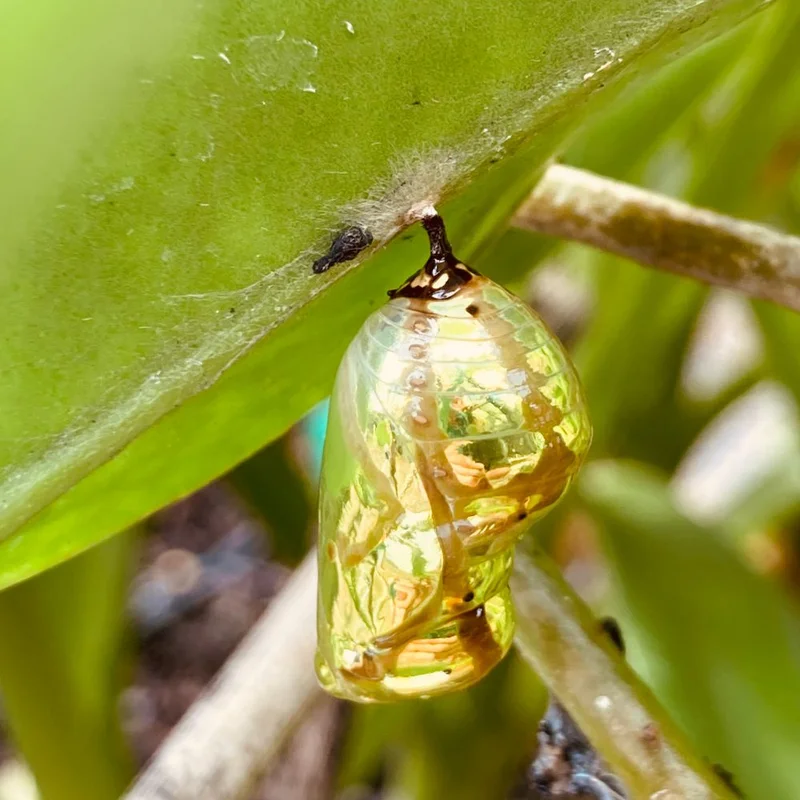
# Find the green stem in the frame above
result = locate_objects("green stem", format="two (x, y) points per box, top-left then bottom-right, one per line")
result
(0, 532), (135, 800)
(511, 549), (737, 799)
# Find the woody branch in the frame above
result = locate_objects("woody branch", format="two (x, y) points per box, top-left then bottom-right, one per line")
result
(515, 163), (800, 313)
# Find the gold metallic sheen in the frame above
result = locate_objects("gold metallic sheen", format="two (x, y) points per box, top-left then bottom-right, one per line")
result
(316, 272), (591, 702)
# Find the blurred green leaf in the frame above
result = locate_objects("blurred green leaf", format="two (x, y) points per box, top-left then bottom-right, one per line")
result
(336, 703), (408, 791)
(582, 460), (800, 800)
(549, 22), (750, 466)
(574, 249), (706, 466)
(0, 0), (770, 587)
(687, 2), (800, 215)
(474, 226), (551, 296)
(0, 533), (135, 800)
(558, 5), (798, 470)
(227, 435), (312, 566)
(405, 656), (544, 800)
(722, 452), (800, 542)
(756, 303), (800, 402)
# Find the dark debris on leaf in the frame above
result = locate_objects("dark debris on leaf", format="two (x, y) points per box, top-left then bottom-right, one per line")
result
(312, 225), (374, 274)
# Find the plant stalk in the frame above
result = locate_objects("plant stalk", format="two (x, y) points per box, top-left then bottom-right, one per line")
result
(514, 163), (800, 312)
(511, 549), (737, 799)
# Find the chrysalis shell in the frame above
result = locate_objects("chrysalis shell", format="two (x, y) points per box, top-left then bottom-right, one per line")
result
(315, 216), (591, 702)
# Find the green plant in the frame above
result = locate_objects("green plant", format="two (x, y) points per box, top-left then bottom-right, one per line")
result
(2, 2), (800, 799)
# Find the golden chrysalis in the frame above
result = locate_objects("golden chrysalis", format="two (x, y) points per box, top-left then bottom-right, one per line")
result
(315, 213), (591, 702)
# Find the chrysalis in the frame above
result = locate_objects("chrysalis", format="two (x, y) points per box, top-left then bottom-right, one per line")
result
(315, 213), (591, 702)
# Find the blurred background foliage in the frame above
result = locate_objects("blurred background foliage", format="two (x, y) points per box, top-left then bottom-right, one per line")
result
(2, 1), (800, 799)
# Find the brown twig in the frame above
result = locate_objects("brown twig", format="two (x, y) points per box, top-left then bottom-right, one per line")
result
(511, 549), (737, 799)
(514, 163), (800, 312)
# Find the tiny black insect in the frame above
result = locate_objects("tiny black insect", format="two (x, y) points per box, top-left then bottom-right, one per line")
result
(312, 225), (373, 274)
(599, 617), (625, 655)
(712, 764), (744, 797)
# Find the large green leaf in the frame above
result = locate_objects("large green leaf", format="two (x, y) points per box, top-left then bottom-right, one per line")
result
(582, 461), (800, 800)
(0, 0), (770, 587)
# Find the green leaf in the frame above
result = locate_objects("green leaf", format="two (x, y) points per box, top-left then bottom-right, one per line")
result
(721, 454), (800, 542)
(227, 434), (313, 566)
(582, 461), (800, 800)
(405, 656), (545, 800)
(0, 533), (135, 799)
(687, 1), (800, 215)
(0, 1), (769, 587)
(574, 250), (707, 465)
(473, 226), (552, 295)
(756, 302), (800, 402)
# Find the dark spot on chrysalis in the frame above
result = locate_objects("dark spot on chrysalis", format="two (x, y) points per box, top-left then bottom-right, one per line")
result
(312, 225), (373, 274)
(462, 591), (475, 603)
(466, 303), (479, 316)
(443, 668), (452, 675)
(517, 511), (528, 521)
(600, 616), (625, 655)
